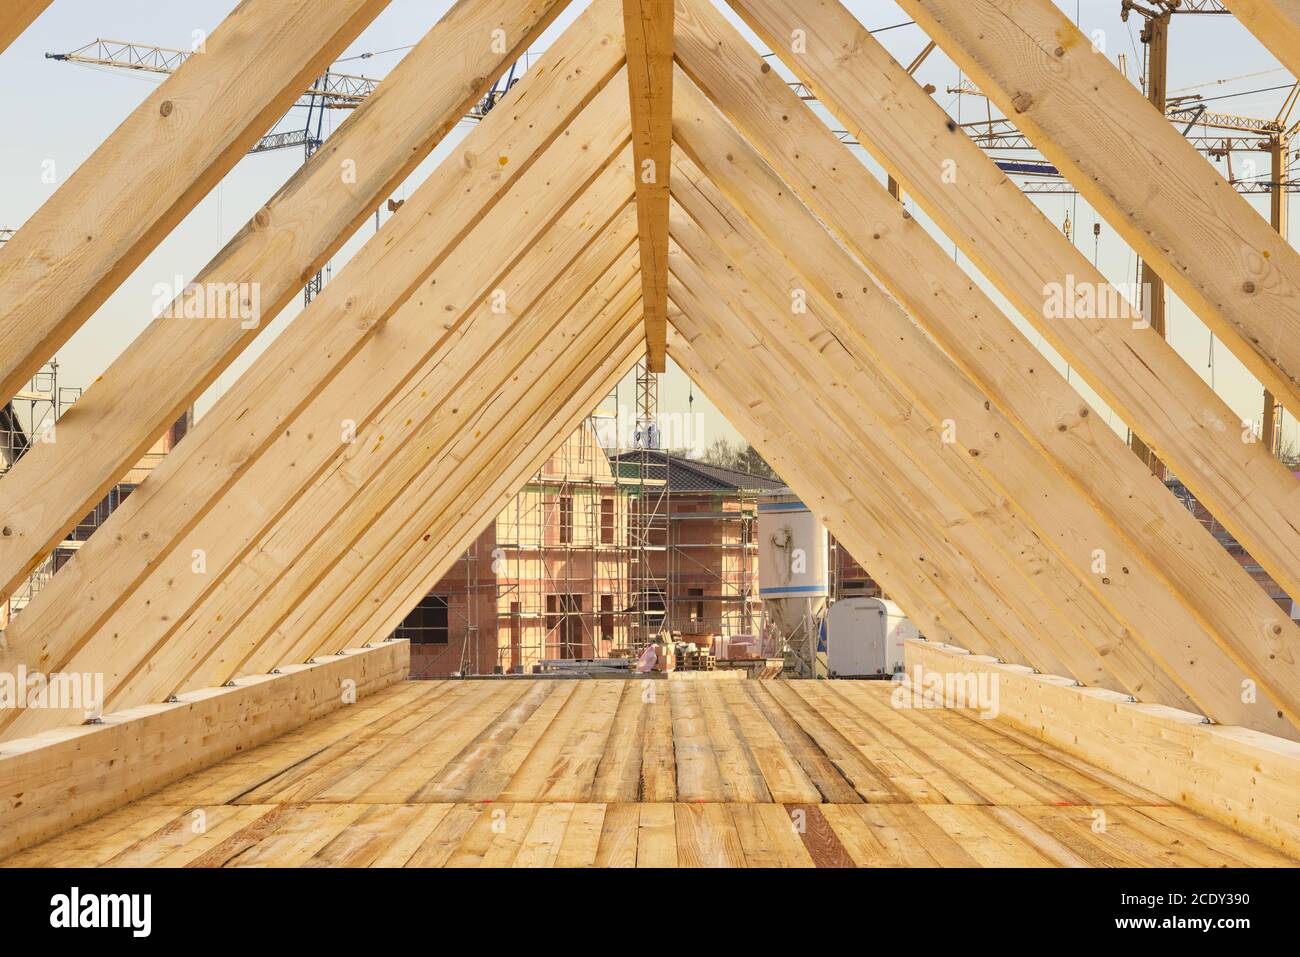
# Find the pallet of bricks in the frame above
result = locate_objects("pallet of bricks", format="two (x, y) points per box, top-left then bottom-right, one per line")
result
(676, 647), (716, 672)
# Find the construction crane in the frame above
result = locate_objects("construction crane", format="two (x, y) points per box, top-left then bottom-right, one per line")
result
(46, 39), (380, 160)
(47, 38), (526, 304)
(1123, 0), (1290, 463)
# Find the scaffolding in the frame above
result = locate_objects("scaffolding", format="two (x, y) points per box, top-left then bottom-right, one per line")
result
(395, 360), (779, 676)
(0, 361), (83, 626)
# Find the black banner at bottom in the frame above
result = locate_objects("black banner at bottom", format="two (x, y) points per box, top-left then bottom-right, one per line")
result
(0, 866), (1285, 943)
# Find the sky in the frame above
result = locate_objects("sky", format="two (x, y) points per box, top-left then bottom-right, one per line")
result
(1, 0), (1296, 459)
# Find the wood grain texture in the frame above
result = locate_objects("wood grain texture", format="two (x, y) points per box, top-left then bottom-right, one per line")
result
(0, 6), (628, 742)
(894, 0), (1300, 413)
(5, 677), (1292, 867)
(668, 176), (1184, 700)
(0, 0), (573, 606)
(723, 0), (1300, 616)
(0, 0), (50, 55)
(669, 68), (1298, 738)
(908, 639), (1300, 859)
(622, 0), (673, 370)
(0, 641), (408, 860)
(1225, 2), (1300, 82)
(0, 0), (391, 407)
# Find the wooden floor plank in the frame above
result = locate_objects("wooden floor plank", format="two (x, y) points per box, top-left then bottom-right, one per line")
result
(9, 678), (1294, 868)
(669, 682), (725, 801)
(761, 681), (899, 802)
(635, 802), (677, 868)
(554, 803), (607, 867)
(745, 681), (862, 803)
(593, 802), (639, 867)
(674, 802), (747, 867)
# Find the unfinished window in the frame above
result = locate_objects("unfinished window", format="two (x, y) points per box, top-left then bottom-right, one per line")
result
(395, 594), (449, 645)
(601, 594), (614, 643)
(559, 494), (573, 545)
(600, 496), (614, 544)
(689, 587), (704, 623)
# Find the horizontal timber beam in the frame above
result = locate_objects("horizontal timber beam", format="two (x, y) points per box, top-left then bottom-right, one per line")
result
(0, 641), (407, 862)
(906, 640), (1300, 859)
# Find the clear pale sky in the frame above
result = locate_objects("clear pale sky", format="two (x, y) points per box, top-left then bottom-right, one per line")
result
(1, 0), (1295, 457)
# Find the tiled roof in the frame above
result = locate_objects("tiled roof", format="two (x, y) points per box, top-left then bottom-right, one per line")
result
(607, 450), (785, 493)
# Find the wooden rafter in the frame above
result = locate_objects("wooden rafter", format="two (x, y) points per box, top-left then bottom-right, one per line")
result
(622, 0), (673, 371)
(893, 0), (1300, 414)
(668, 224), (1038, 672)
(723, 0), (1300, 612)
(148, 203), (640, 708)
(268, 270), (644, 673)
(0, 0), (393, 406)
(0, 0), (51, 55)
(1223, 0), (1300, 78)
(2, 122), (635, 742)
(670, 72), (1296, 737)
(95, 187), (638, 723)
(0, 0), (575, 606)
(669, 161), (1197, 711)
(0, 15), (631, 740)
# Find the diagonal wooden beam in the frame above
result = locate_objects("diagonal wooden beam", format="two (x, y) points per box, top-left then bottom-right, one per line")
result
(668, 235), (1061, 677)
(668, 239), (1030, 669)
(670, 165), (1195, 708)
(248, 271), (642, 676)
(665, 305), (991, 658)
(0, 0), (51, 55)
(720, 0), (1300, 628)
(892, 0), (1300, 414)
(1222, 1), (1300, 79)
(0, 15), (629, 739)
(0, 0), (392, 405)
(622, 0), (673, 371)
(304, 298), (645, 668)
(1, 109), (633, 740)
(669, 73), (1297, 737)
(122, 198), (639, 713)
(0, 0), (574, 607)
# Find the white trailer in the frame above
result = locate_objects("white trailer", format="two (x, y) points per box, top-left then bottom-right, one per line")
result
(824, 597), (918, 677)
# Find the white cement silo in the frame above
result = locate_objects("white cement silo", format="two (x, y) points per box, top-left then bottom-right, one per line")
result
(757, 488), (828, 676)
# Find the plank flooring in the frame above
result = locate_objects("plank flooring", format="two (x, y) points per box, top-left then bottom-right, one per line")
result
(5, 679), (1295, 868)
